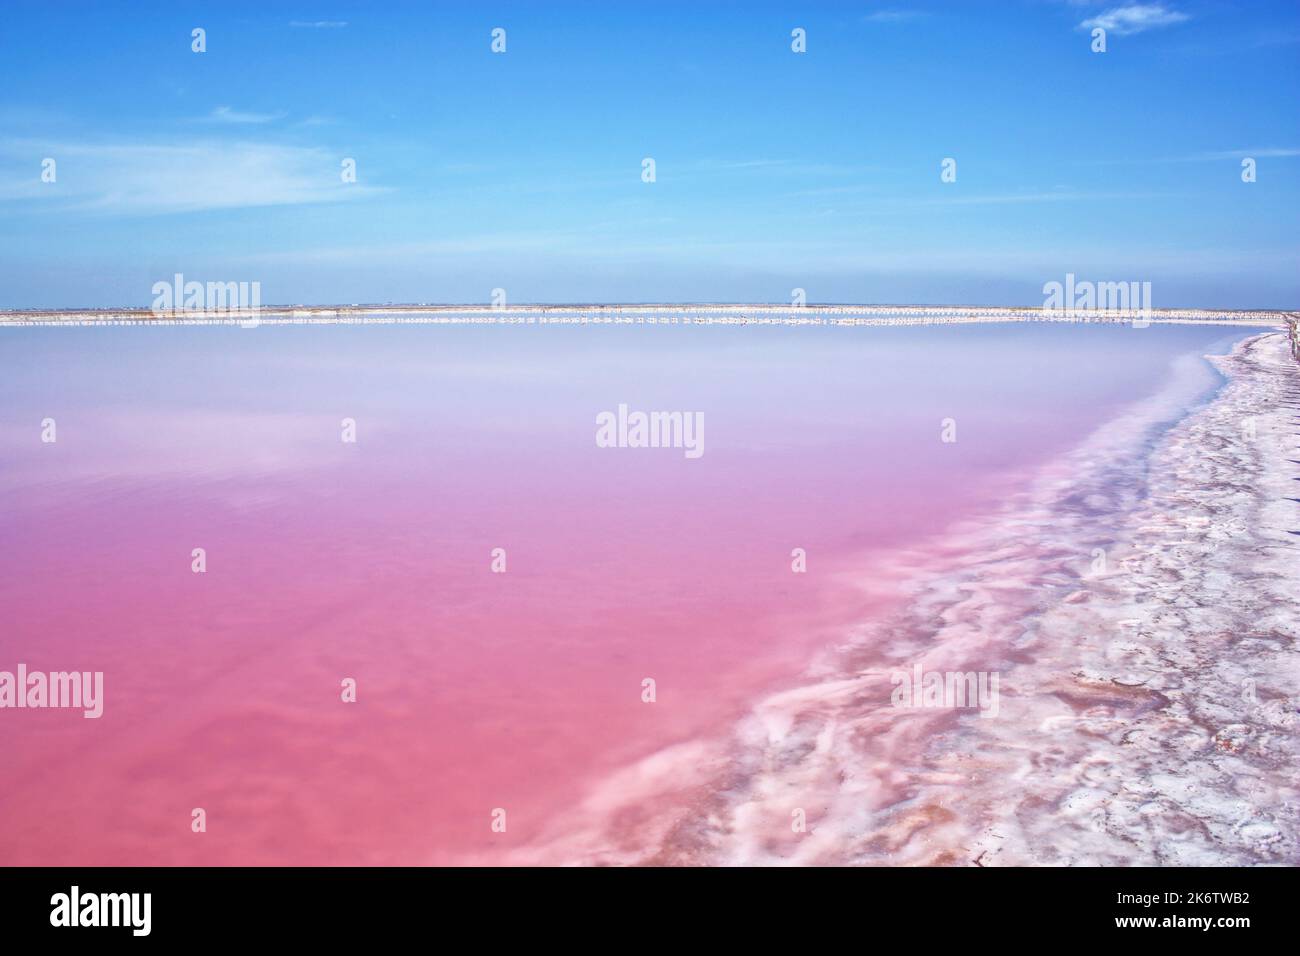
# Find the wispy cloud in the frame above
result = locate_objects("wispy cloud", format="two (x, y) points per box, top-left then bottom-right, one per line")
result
(0, 139), (386, 215)
(289, 20), (348, 29)
(1080, 147), (1300, 166)
(863, 9), (928, 24)
(1196, 147), (1300, 160)
(693, 159), (794, 170)
(1079, 4), (1189, 36)
(206, 105), (285, 125)
(918, 190), (1169, 206)
(228, 229), (1300, 288)
(687, 159), (872, 178)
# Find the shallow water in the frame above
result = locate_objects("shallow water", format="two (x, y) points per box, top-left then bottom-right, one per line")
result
(0, 321), (1253, 864)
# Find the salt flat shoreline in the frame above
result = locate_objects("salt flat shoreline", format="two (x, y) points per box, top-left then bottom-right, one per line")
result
(488, 331), (1299, 866)
(944, 331), (1300, 865)
(0, 304), (1290, 328)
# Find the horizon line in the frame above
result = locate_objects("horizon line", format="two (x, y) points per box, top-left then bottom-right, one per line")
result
(2, 302), (1297, 316)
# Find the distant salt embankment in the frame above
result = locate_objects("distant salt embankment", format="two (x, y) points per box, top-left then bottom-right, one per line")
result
(0, 303), (1289, 328)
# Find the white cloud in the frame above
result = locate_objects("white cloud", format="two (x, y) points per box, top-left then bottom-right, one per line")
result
(289, 20), (348, 29)
(206, 106), (285, 125)
(863, 9), (928, 24)
(226, 230), (1300, 287)
(917, 190), (1168, 206)
(1079, 4), (1189, 36)
(0, 139), (386, 215)
(1197, 147), (1300, 159)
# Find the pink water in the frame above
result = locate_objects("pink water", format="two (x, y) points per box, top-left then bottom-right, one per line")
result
(0, 321), (1245, 864)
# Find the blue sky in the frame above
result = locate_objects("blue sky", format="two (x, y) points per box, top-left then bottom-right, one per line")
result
(0, 0), (1297, 308)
